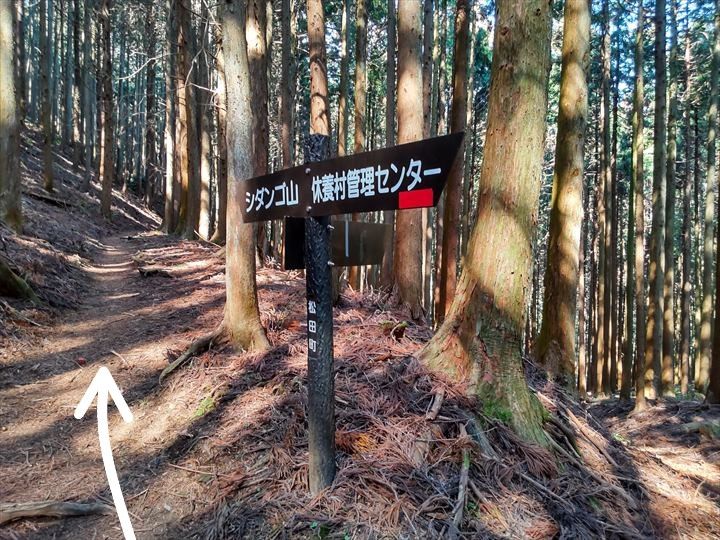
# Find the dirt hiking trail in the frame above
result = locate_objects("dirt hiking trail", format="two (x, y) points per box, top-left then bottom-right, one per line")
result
(1, 230), (231, 539)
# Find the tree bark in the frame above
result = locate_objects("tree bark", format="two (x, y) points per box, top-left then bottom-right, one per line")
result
(307, 0), (330, 139)
(0, 0), (22, 232)
(662, 0), (679, 396)
(536, 0), (590, 387)
(436, 0), (470, 323)
(421, 0), (433, 140)
(162, 0), (176, 232)
(40, 0), (53, 192)
(98, 0), (113, 218)
(81, 0), (93, 191)
(645, 0), (668, 399)
(144, 0), (157, 208)
(680, 17), (693, 397)
(210, 28), (228, 244)
(420, 0), (552, 444)
(71, 0), (81, 169)
(347, 0), (368, 291)
(336, 0), (349, 159)
(247, 0), (269, 259)
(633, 0), (649, 411)
(392, 0), (424, 320)
(699, 0), (719, 394)
(380, 0), (396, 289)
(221, 0), (270, 352)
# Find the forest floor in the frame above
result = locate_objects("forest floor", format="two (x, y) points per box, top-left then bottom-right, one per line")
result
(1, 131), (720, 539)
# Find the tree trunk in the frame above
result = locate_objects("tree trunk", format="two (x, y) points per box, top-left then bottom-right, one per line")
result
(578, 183), (588, 397)
(221, 0), (270, 352)
(610, 32), (620, 393)
(662, 0), (679, 397)
(420, 0), (552, 445)
(436, 0), (470, 324)
(380, 0), (396, 289)
(162, 0), (176, 232)
(98, 0), (113, 218)
(536, 0), (590, 387)
(699, 0), (719, 394)
(680, 18), (693, 397)
(144, 0), (157, 208)
(81, 0), (93, 191)
(336, 0), (349, 158)
(632, 1), (649, 409)
(307, 0), (330, 139)
(421, 0), (433, 140)
(247, 0), (269, 260)
(210, 29), (227, 244)
(14, 0), (25, 120)
(40, 0), (53, 192)
(645, 0), (668, 399)
(392, 0), (424, 320)
(72, 0), (82, 169)
(346, 0), (368, 291)
(0, 0), (22, 232)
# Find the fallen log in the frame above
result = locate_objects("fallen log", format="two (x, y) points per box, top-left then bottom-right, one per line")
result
(0, 501), (112, 525)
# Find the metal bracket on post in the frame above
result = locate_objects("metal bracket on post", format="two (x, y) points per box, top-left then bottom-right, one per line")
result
(304, 134), (335, 494)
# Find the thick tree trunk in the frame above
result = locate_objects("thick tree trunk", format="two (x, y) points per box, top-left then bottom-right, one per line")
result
(98, 0), (113, 218)
(536, 0), (590, 387)
(0, 0), (22, 232)
(645, 0), (668, 399)
(392, 0), (424, 320)
(247, 0), (269, 260)
(420, 0), (552, 445)
(221, 0), (270, 351)
(699, 0), (719, 394)
(436, 0), (470, 324)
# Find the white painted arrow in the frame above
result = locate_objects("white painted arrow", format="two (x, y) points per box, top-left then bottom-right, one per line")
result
(74, 366), (136, 540)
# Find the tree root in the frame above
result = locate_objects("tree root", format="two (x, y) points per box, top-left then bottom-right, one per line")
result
(0, 258), (39, 302)
(159, 327), (224, 384)
(0, 501), (112, 525)
(449, 427), (471, 540)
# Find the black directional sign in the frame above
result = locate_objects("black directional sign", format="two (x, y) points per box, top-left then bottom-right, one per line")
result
(283, 218), (392, 270)
(241, 132), (464, 223)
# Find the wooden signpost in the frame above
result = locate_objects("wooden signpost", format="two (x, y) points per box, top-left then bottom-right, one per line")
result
(243, 132), (464, 493)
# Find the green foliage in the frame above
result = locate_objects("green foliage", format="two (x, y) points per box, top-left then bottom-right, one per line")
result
(193, 395), (216, 418)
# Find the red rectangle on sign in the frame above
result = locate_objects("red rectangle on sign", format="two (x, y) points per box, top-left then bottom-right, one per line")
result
(398, 188), (433, 209)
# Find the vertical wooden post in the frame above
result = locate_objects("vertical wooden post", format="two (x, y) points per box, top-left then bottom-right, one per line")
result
(304, 134), (335, 494)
